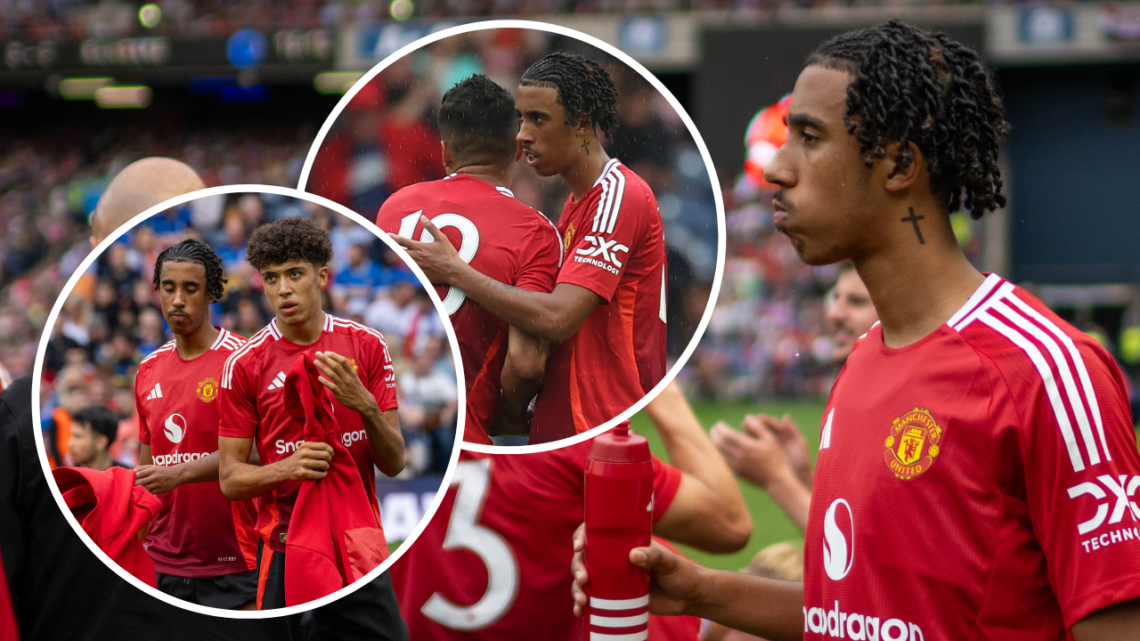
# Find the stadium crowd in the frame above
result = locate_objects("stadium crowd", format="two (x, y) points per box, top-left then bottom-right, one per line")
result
(0, 122), (310, 390)
(308, 29), (719, 358)
(2, 0), (1031, 42)
(14, 190), (456, 480)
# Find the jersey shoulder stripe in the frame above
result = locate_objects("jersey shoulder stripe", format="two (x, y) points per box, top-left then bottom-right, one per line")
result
(140, 341), (177, 366)
(215, 329), (248, 354)
(330, 317), (389, 348)
(592, 162), (627, 235)
(221, 327), (274, 389)
(956, 282), (1108, 473)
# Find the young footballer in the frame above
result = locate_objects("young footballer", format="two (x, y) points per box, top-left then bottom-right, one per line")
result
(218, 216), (404, 612)
(378, 74), (561, 444)
(134, 239), (259, 609)
(573, 21), (1140, 640)
(395, 52), (668, 443)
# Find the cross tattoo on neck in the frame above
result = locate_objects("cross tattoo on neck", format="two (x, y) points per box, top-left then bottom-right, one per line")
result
(581, 140), (590, 155)
(902, 207), (925, 244)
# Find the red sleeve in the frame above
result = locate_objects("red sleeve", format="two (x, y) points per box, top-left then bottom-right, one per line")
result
(363, 330), (398, 412)
(135, 367), (150, 446)
(219, 353), (260, 439)
(1012, 339), (1140, 627)
(515, 214), (562, 294)
(557, 174), (653, 303)
(650, 455), (683, 524)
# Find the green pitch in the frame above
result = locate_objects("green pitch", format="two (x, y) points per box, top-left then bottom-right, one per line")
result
(630, 398), (828, 572)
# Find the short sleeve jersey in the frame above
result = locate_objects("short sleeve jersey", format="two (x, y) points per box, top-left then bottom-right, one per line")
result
(378, 174), (562, 445)
(135, 328), (258, 577)
(388, 437), (683, 640)
(532, 160), (668, 443)
(804, 274), (1140, 640)
(219, 315), (398, 553)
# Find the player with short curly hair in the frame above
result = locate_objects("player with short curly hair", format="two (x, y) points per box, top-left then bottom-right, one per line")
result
(395, 52), (669, 443)
(219, 214), (406, 616)
(244, 216), (333, 272)
(572, 20), (1140, 640)
(379, 74), (560, 445)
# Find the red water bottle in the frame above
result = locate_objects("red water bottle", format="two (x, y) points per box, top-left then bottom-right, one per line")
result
(583, 423), (654, 641)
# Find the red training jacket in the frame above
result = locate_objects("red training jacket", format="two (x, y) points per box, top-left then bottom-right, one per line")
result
(52, 466), (162, 587)
(282, 350), (389, 606)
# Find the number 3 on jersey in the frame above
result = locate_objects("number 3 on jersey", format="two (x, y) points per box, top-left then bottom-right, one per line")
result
(397, 211), (480, 315)
(422, 459), (518, 630)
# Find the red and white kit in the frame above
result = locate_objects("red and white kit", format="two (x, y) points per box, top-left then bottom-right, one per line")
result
(378, 174), (562, 445)
(389, 441), (683, 640)
(136, 328), (258, 576)
(219, 315), (398, 553)
(804, 274), (1140, 640)
(532, 160), (668, 442)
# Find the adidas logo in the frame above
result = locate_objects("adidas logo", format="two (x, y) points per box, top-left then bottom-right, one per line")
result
(267, 371), (286, 391)
(145, 383), (163, 400)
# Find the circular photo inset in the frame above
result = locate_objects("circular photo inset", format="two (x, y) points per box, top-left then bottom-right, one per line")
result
(33, 186), (462, 617)
(302, 21), (725, 449)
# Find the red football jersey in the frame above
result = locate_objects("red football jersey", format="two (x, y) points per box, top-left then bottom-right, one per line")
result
(804, 274), (1140, 640)
(532, 160), (668, 443)
(136, 328), (258, 577)
(378, 174), (562, 445)
(388, 438), (683, 640)
(219, 315), (398, 553)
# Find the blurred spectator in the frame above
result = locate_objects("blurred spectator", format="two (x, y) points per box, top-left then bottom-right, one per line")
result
(42, 365), (91, 468)
(708, 264), (878, 531)
(397, 347), (459, 476)
(68, 405), (128, 471)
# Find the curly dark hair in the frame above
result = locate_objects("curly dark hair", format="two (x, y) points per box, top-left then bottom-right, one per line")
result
(152, 238), (227, 302)
(246, 216), (333, 270)
(806, 20), (1011, 219)
(440, 74), (519, 164)
(521, 51), (619, 138)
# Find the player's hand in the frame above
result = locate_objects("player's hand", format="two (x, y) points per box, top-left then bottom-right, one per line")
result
(133, 464), (183, 494)
(710, 416), (793, 489)
(571, 524), (702, 618)
(762, 413), (813, 488)
(314, 351), (378, 416)
(279, 441), (334, 481)
(388, 215), (461, 285)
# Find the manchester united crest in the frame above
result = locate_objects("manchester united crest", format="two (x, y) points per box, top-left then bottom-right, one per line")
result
(196, 377), (219, 403)
(883, 408), (942, 480)
(564, 223), (575, 254)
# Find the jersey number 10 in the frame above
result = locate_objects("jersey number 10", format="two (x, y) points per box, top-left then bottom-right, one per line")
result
(397, 211), (480, 316)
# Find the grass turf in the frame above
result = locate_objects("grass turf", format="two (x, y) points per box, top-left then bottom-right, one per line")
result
(630, 398), (828, 572)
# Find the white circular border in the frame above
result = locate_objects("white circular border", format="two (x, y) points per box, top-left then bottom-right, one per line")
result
(31, 184), (467, 619)
(297, 19), (727, 454)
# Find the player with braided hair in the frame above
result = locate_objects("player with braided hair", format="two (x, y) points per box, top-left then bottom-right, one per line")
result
(135, 237), (261, 608)
(396, 52), (668, 443)
(151, 238), (228, 304)
(572, 20), (1140, 640)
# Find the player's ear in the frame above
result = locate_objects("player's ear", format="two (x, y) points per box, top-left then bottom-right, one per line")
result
(515, 140), (525, 163)
(883, 141), (923, 193)
(576, 113), (592, 138)
(317, 265), (329, 288)
(441, 140), (452, 171)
